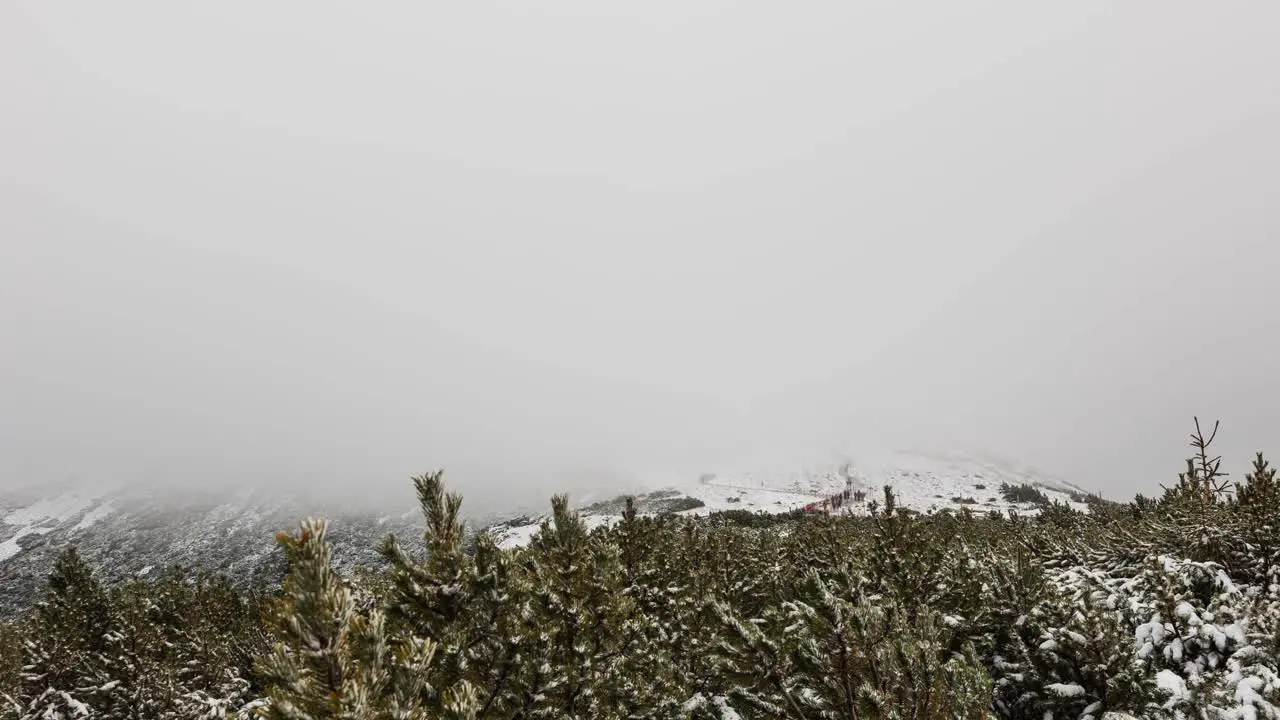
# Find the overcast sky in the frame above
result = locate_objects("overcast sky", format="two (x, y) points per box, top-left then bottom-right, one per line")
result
(2, 3), (1278, 507)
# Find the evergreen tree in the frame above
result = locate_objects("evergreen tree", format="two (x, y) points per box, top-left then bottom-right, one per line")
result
(520, 494), (632, 719)
(16, 547), (113, 719)
(379, 471), (541, 718)
(257, 518), (476, 719)
(1237, 452), (1279, 509)
(712, 567), (992, 718)
(0, 622), (22, 715)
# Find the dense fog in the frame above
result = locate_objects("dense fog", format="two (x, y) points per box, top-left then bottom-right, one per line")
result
(3, 3), (1279, 509)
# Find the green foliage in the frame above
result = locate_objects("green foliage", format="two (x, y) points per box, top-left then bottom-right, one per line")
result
(0, 622), (21, 712)
(379, 471), (544, 717)
(11, 418), (1280, 719)
(257, 517), (468, 719)
(657, 496), (707, 514)
(1, 547), (262, 719)
(712, 568), (992, 719)
(999, 483), (1051, 506)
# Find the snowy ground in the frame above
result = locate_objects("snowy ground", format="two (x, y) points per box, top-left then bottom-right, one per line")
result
(0, 490), (112, 562)
(485, 450), (1093, 549)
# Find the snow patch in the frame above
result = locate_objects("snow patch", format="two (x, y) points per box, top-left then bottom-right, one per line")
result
(1, 491), (111, 562)
(4, 491), (96, 527)
(73, 501), (115, 532)
(1047, 683), (1086, 697)
(0, 525), (52, 562)
(1157, 669), (1188, 701)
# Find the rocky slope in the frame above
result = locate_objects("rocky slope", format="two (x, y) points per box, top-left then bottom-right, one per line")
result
(0, 481), (434, 618)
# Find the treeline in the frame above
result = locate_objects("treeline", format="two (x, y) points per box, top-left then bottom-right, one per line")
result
(4, 421), (1280, 718)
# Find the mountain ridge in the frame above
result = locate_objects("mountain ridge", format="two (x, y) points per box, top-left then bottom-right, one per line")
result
(0, 449), (1095, 617)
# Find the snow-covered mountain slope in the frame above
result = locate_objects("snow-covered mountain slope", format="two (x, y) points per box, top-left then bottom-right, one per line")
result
(485, 450), (1096, 549)
(0, 482), (437, 618)
(1, 450), (1096, 616)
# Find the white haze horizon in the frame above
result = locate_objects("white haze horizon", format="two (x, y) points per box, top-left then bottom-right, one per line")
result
(0, 434), (1123, 520)
(4, 3), (1280, 509)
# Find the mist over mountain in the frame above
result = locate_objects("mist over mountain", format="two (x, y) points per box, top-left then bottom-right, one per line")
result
(5, 4), (1280, 506)
(0, 446), (1093, 618)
